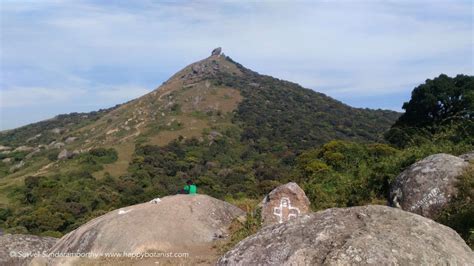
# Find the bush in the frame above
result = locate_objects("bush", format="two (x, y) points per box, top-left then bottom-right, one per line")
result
(219, 199), (261, 253)
(88, 148), (118, 164)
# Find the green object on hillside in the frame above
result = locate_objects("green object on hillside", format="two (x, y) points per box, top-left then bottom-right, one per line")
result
(184, 184), (197, 195)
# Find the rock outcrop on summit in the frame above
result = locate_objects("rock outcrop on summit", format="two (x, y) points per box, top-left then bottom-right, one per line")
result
(218, 205), (474, 265)
(211, 47), (222, 56)
(389, 153), (469, 218)
(260, 182), (310, 226)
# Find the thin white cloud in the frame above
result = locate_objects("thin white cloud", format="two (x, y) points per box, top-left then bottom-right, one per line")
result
(95, 85), (152, 101)
(0, 87), (87, 108)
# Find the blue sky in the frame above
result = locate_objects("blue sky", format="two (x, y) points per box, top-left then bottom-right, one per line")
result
(0, 0), (472, 130)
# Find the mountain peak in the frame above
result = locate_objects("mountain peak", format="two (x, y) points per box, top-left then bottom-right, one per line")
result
(163, 48), (241, 86)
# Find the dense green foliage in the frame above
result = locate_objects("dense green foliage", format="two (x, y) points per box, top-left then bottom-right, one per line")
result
(295, 141), (397, 209)
(386, 74), (474, 148)
(127, 125), (287, 201)
(218, 58), (400, 152)
(1, 149), (119, 236)
(296, 140), (472, 210)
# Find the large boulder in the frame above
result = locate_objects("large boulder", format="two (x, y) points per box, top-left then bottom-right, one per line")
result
(260, 182), (310, 226)
(0, 234), (57, 266)
(218, 205), (474, 265)
(390, 153), (469, 218)
(46, 195), (244, 264)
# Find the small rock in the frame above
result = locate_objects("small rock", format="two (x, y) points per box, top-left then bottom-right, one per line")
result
(25, 149), (41, 159)
(2, 158), (12, 163)
(48, 141), (65, 149)
(149, 198), (161, 204)
(57, 149), (74, 160)
(106, 128), (119, 135)
(208, 131), (223, 141)
(0, 146), (11, 152)
(26, 133), (42, 142)
(249, 82), (260, 87)
(51, 128), (63, 134)
(9, 161), (25, 172)
(205, 161), (219, 169)
(65, 137), (78, 144)
(13, 146), (34, 152)
(260, 182), (311, 226)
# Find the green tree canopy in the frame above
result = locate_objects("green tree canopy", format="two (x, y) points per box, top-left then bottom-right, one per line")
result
(386, 74), (474, 147)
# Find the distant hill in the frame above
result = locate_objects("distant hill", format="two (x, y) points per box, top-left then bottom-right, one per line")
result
(0, 48), (399, 236)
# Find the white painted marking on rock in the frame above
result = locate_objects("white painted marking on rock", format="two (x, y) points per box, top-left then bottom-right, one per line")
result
(273, 197), (301, 223)
(118, 209), (132, 215)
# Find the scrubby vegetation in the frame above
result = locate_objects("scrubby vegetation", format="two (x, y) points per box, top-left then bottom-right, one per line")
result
(0, 107), (117, 147)
(216, 59), (399, 151)
(218, 198), (262, 254)
(0, 66), (471, 248)
(437, 164), (474, 248)
(1, 149), (119, 236)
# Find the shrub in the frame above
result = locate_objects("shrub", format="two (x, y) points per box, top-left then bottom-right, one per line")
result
(436, 164), (474, 248)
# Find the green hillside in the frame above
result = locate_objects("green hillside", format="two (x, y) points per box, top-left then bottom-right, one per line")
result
(2, 50), (471, 243)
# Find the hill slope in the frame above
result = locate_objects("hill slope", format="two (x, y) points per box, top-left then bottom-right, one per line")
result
(0, 48), (399, 236)
(0, 48), (397, 178)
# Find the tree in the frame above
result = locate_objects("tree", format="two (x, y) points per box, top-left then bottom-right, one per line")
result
(386, 74), (474, 147)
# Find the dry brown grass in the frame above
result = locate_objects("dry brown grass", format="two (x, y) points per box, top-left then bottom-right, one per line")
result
(147, 116), (209, 146)
(93, 142), (135, 179)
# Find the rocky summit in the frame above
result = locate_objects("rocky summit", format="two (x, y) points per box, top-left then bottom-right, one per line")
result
(390, 153), (469, 218)
(260, 182), (311, 226)
(218, 205), (474, 265)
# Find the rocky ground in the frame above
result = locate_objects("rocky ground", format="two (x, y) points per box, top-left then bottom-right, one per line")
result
(0, 234), (57, 266)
